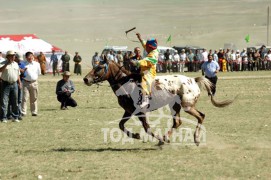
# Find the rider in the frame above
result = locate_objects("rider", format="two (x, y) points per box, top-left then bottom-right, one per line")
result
(131, 33), (159, 108)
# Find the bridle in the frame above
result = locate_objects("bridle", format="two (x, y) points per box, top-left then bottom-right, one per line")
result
(92, 61), (127, 86)
(92, 63), (109, 84)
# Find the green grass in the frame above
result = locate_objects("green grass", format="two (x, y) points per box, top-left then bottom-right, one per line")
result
(0, 71), (270, 179)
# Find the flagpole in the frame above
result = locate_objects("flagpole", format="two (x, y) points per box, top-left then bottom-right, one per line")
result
(268, 6), (270, 46)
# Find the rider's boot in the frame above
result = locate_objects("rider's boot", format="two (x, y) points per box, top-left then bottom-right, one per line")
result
(139, 93), (149, 109)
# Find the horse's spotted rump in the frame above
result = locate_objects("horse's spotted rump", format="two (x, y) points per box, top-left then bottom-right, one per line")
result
(154, 75), (201, 107)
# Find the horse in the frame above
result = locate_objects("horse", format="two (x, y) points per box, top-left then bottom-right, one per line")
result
(83, 60), (234, 146)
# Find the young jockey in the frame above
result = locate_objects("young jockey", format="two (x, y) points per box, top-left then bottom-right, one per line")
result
(131, 33), (159, 108)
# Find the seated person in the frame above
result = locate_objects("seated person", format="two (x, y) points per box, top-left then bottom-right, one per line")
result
(56, 71), (77, 110)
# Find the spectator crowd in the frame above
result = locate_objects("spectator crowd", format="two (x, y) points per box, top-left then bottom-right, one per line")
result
(92, 45), (271, 73)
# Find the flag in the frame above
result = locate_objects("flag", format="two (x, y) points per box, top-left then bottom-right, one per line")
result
(166, 35), (172, 43)
(245, 34), (250, 43)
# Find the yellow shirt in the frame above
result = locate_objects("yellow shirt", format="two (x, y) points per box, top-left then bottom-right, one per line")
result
(137, 40), (159, 95)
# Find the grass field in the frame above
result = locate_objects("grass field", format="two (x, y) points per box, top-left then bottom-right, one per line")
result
(0, 70), (270, 179)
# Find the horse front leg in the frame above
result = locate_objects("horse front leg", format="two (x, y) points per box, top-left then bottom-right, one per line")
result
(119, 111), (140, 139)
(137, 113), (164, 145)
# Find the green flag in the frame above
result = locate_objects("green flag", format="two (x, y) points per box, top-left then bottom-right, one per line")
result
(245, 34), (250, 43)
(166, 35), (172, 43)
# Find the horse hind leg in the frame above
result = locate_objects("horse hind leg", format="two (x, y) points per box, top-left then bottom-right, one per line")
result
(119, 111), (140, 139)
(164, 103), (182, 143)
(184, 107), (205, 146)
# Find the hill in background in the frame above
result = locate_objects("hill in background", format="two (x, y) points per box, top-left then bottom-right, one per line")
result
(0, 0), (270, 60)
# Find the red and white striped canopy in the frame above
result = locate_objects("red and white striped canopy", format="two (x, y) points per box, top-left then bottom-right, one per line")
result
(0, 34), (62, 54)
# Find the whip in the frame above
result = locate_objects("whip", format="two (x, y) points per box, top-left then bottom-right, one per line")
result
(125, 27), (139, 43)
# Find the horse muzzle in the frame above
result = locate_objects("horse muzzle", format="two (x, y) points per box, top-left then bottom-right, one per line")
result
(83, 77), (93, 86)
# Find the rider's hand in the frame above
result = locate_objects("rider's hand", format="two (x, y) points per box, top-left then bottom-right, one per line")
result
(130, 60), (137, 66)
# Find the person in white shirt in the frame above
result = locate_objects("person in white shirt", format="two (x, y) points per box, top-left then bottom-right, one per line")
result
(179, 49), (186, 73)
(201, 48), (208, 75)
(213, 50), (218, 62)
(230, 50), (236, 72)
(201, 48), (208, 62)
(107, 50), (115, 62)
(265, 50), (271, 70)
(240, 48), (247, 71)
(172, 50), (180, 72)
(236, 50), (242, 71)
(21, 52), (41, 117)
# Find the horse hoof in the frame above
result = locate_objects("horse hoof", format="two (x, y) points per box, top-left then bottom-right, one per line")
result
(194, 137), (200, 146)
(133, 133), (140, 139)
(157, 141), (165, 146)
(163, 136), (170, 143)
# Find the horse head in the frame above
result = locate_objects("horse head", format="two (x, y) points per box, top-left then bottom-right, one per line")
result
(83, 62), (110, 86)
(83, 56), (131, 86)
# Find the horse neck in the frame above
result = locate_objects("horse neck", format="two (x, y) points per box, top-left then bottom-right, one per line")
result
(107, 61), (130, 92)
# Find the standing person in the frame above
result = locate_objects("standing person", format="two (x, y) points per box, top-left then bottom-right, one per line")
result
(164, 49), (171, 73)
(225, 48), (231, 71)
(201, 48), (208, 62)
(12, 53), (26, 120)
(56, 71), (77, 110)
(21, 52), (41, 117)
(240, 48), (247, 71)
(248, 53), (254, 71)
(253, 49), (260, 71)
(236, 50), (242, 71)
(73, 52), (82, 75)
(217, 48), (224, 71)
(201, 54), (220, 96)
(213, 50), (218, 62)
(0, 50), (21, 123)
(193, 49), (201, 72)
(172, 50), (180, 73)
(50, 50), (59, 76)
(0, 52), (5, 119)
(61, 51), (70, 72)
(259, 45), (267, 70)
(131, 33), (159, 108)
(0, 52), (5, 61)
(265, 49), (271, 70)
(37, 52), (47, 75)
(186, 49), (194, 72)
(116, 51), (124, 66)
(130, 47), (142, 74)
(179, 49), (186, 73)
(201, 48), (208, 74)
(92, 52), (100, 68)
(230, 50), (236, 72)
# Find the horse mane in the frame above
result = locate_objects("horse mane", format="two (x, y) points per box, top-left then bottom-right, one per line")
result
(101, 53), (131, 76)
(109, 60), (131, 76)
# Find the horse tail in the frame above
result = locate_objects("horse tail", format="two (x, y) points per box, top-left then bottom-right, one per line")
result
(194, 76), (235, 108)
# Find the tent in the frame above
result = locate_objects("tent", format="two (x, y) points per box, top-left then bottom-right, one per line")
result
(0, 34), (64, 73)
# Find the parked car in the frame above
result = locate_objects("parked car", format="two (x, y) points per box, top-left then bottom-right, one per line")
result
(246, 45), (271, 53)
(172, 45), (204, 54)
(101, 46), (131, 56)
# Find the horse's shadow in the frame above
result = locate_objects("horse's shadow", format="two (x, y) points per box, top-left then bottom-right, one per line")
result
(51, 147), (159, 152)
